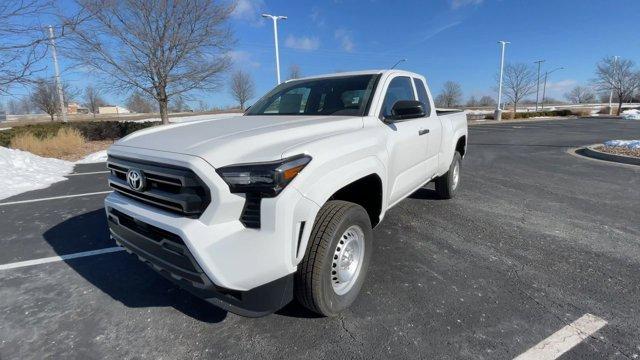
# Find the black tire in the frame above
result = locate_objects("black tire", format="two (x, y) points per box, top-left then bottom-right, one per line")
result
(435, 151), (462, 199)
(295, 200), (373, 316)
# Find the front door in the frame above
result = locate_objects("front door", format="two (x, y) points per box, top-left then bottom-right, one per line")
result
(380, 76), (430, 205)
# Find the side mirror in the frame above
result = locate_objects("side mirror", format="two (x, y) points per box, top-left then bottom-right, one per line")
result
(386, 100), (426, 122)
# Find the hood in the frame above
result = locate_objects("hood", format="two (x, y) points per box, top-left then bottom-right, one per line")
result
(114, 115), (363, 168)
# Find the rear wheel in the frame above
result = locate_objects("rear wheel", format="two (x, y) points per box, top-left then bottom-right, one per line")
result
(435, 152), (462, 199)
(295, 200), (373, 316)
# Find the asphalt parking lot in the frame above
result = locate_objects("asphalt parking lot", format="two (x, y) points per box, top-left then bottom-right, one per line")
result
(1, 117), (639, 359)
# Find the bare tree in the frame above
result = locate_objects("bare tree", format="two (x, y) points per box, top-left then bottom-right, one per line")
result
(593, 56), (640, 115)
(466, 95), (478, 107)
(126, 92), (155, 113)
(196, 100), (209, 112)
(435, 81), (462, 108)
(63, 0), (234, 124)
(500, 63), (536, 114)
(288, 64), (302, 80)
(564, 86), (595, 104)
(0, 1), (53, 93)
(83, 85), (106, 117)
(169, 95), (191, 112)
(30, 78), (75, 121)
(229, 70), (254, 110)
(479, 95), (497, 107)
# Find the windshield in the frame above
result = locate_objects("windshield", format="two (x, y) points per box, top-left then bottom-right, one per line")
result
(246, 74), (378, 116)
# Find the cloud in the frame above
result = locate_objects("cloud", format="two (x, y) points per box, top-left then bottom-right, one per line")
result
(285, 35), (320, 51)
(226, 50), (260, 68)
(310, 6), (325, 26)
(231, 0), (265, 26)
(450, 0), (483, 9)
(422, 21), (462, 41)
(334, 28), (355, 52)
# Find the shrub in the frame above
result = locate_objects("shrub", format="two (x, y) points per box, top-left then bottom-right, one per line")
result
(0, 120), (159, 147)
(11, 128), (86, 158)
(571, 108), (592, 117)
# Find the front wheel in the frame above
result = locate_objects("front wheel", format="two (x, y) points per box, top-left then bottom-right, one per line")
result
(435, 151), (462, 199)
(295, 200), (373, 316)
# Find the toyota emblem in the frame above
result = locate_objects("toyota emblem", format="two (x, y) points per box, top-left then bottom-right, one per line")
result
(126, 169), (146, 191)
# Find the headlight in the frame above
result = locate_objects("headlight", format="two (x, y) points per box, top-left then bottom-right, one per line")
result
(216, 155), (312, 197)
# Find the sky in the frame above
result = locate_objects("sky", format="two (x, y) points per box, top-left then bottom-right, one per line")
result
(4, 0), (640, 109)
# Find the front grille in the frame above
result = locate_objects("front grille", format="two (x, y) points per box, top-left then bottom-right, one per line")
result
(107, 208), (210, 287)
(107, 155), (210, 217)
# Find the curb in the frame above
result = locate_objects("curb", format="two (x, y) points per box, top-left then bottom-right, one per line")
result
(578, 144), (640, 166)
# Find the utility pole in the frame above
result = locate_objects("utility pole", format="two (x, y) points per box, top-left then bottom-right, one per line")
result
(541, 67), (564, 110)
(47, 25), (68, 123)
(262, 14), (287, 84)
(534, 60), (545, 112)
(495, 40), (510, 121)
(608, 55), (618, 115)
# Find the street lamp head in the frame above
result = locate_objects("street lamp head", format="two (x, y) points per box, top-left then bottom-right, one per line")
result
(261, 13), (271, 18)
(278, 16), (288, 20)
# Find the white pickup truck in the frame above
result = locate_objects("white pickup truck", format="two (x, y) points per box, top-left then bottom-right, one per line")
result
(105, 70), (467, 317)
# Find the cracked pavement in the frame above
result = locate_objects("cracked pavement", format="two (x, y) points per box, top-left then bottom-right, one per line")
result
(0, 117), (639, 359)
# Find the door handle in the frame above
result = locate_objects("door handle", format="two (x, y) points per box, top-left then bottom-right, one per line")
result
(418, 129), (430, 136)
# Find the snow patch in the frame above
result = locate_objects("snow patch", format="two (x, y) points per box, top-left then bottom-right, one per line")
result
(604, 140), (640, 150)
(75, 150), (108, 164)
(622, 109), (640, 120)
(0, 147), (73, 201)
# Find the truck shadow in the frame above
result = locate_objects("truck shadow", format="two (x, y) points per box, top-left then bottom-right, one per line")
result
(43, 209), (228, 323)
(408, 187), (443, 200)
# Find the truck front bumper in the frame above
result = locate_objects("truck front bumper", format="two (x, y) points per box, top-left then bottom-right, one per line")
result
(106, 205), (293, 317)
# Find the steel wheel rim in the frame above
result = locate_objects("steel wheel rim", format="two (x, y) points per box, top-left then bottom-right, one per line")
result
(331, 225), (365, 295)
(452, 161), (460, 190)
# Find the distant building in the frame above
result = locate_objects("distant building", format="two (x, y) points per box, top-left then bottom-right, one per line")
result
(98, 105), (130, 115)
(67, 102), (90, 115)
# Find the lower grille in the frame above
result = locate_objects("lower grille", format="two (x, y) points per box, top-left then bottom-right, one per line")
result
(107, 208), (211, 287)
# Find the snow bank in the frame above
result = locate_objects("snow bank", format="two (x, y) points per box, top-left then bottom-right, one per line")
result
(604, 140), (640, 150)
(76, 150), (107, 164)
(0, 147), (73, 201)
(622, 109), (640, 120)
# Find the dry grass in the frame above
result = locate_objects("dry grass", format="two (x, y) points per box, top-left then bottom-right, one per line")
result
(11, 128), (86, 158)
(571, 108), (593, 117)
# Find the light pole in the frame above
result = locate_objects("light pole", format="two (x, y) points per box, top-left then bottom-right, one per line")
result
(541, 67), (564, 110)
(534, 60), (545, 111)
(262, 13), (287, 84)
(608, 55), (618, 115)
(390, 58), (407, 69)
(495, 40), (510, 121)
(47, 25), (68, 122)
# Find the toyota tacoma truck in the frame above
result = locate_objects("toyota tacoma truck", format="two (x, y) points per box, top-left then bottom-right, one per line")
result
(105, 70), (467, 317)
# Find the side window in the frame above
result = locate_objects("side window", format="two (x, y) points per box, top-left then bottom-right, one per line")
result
(413, 78), (432, 116)
(380, 76), (415, 118)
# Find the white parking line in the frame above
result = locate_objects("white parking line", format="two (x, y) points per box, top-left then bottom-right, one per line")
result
(0, 191), (112, 206)
(0, 247), (124, 271)
(514, 313), (607, 360)
(67, 171), (110, 176)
